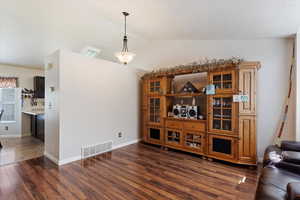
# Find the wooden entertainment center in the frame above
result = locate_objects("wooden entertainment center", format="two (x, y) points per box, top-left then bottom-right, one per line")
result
(141, 61), (260, 165)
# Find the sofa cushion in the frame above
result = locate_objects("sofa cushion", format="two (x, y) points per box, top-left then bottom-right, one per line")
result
(283, 151), (300, 165)
(275, 161), (300, 175)
(255, 181), (286, 200)
(287, 182), (300, 200)
(260, 166), (300, 191)
(281, 141), (300, 152)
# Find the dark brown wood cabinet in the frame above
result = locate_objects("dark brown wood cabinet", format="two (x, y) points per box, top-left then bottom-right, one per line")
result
(34, 76), (45, 98)
(141, 61), (260, 165)
(31, 114), (45, 142)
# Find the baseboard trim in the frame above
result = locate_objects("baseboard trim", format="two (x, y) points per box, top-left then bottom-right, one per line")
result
(58, 155), (82, 166)
(112, 139), (141, 151)
(0, 134), (22, 138)
(57, 139), (141, 166)
(44, 151), (59, 165)
(22, 133), (32, 137)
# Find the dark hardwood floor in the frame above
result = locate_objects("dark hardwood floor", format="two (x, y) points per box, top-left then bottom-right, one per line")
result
(0, 143), (259, 200)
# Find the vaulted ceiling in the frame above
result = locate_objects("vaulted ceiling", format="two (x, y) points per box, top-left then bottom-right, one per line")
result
(1, 0), (300, 68)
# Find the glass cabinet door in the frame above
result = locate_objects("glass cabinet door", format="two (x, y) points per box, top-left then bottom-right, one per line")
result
(149, 80), (161, 94)
(149, 98), (161, 124)
(210, 71), (235, 93)
(212, 73), (222, 90)
(211, 96), (235, 133)
(166, 129), (182, 146)
(222, 73), (233, 90)
(184, 132), (205, 152)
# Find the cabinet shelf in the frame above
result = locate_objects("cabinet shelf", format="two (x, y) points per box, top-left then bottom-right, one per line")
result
(213, 107), (232, 109)
(165, 117), (206, 123)
(165, 93), (205, 97)
(186, 139), (201, 143)
(168, 136), (180, 139)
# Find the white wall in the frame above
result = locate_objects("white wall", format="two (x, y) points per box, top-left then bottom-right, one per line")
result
(134, 39), (293, 158)
(44, 51), (60, 161)
(0, 64), (44, 89)
(45, 50), (140, 164)
(0, 64), (44, 136)
(296, 32), (300, 141)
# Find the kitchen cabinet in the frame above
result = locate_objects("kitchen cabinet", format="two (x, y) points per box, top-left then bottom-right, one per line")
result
(31, 114), (44, 142)
(34, 76), (45, 98)
(23, 111), (45, 142)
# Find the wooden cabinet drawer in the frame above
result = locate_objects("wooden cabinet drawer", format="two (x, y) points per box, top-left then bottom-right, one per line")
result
(183, 122), (205, 132)
(166, 120), (182, 129)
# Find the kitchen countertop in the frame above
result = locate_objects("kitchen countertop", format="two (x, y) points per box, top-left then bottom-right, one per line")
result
(22, 110), (45, 116)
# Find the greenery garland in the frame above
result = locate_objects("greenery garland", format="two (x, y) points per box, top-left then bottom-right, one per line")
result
(142, 57), (243, 78)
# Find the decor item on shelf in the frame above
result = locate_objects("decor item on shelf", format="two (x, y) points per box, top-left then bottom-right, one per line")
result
(172, 104), (181, 118)
(142, 57), (243, 78)
(180, 105), (188, 118)
(168, 112), (174, 117)
(171, 79), (175, 94)
(179, 81), (199, 93)
(192, 97), (196, 106)
(206, 84), (215, 95)
(233, 94), (249, 102)
(115, 12), (135, 65)
(187, 106), (198, 119)
(172, 104), (191, 119)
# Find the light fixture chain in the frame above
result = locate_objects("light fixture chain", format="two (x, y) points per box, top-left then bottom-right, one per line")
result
(124, 14), (127, 36)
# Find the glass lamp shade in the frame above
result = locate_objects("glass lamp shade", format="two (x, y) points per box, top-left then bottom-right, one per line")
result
(115, 51), (136, 65)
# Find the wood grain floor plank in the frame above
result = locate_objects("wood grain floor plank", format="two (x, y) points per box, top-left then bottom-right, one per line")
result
(0, 143), (259, 200)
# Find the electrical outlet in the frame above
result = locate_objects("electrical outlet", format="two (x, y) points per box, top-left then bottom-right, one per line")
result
(118, 132), (123, 138)
(4, 126), (8, 131)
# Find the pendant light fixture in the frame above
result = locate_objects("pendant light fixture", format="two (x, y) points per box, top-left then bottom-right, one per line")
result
(115, 12), (135, 65)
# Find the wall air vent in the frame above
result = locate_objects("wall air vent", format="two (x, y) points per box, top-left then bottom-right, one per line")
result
(81, 46), (101, 58)
(81, 141), (113, 159)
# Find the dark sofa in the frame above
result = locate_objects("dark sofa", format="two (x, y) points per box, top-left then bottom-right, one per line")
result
(256, 141), (300, 200)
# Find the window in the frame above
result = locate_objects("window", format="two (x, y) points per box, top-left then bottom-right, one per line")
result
(0, 88), (17, 122)
(0, 77), (18, 122)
